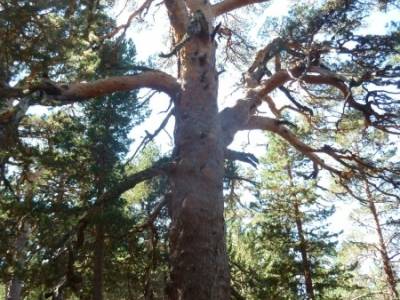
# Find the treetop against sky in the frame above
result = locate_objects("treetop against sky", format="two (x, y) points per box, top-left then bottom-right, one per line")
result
(107, 0), (400, 156)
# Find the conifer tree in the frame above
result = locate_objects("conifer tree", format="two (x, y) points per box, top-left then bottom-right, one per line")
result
(230, 134), (353, 299)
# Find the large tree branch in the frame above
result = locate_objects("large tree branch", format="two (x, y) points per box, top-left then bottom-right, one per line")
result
(219, 95), (262, 147)
(98, 162), (173, 207)
(52, 161), (173, 258)
(1, 71), (181, 104)
(301, 71), (393, 129)
(254, 67), (391, 130)
(257, 66), (305, 97)
(245, 38), (303, 86)
(242, 116), (341, 175)
(219, 67), (303, 147)
(211, 0), (268, 16)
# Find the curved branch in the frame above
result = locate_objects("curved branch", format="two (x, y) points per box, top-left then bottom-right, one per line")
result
(256, 68), (390, 130)
(242, 116), (341, 175)
(48, 71), (180, 103)
(225, 149), (259, 167)
(211, 0), (269, 16)
(98, 162), (173, 206)
(3, 71), (181, 104)
(219, 96), (262, 147)
(104, 0), (155, 40)
(256, 66), (304, 97)
(218, 67), (303, 146)
(302, 71), (387, 127)
(48, 161), (173, 281)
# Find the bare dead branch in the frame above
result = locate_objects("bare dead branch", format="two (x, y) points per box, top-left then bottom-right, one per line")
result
(126, 110), (174, 164)
(225, 149), (259, 167)
(104, 0), (155, 40)
(133, 195), (170, 232)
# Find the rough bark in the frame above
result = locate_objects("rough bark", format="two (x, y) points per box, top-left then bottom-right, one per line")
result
(365, 182), (399, 300)
(293, 202), (315, 300)
(165, 2), (230, 299)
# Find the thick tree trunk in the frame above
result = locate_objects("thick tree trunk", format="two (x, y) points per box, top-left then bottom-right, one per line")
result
(365, 182), (399, 300)
(166, 12), (230, 299)
(92, 220), (105, 300)
(293, 202), (315, 300)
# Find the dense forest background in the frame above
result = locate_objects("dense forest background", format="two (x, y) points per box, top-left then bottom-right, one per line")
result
(0, 0), (399, 299)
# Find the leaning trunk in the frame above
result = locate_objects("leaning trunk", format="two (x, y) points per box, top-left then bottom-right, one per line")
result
(293, 202), (315, 300)
(166, 11), (230, 300)
(365, 182), (399, 300)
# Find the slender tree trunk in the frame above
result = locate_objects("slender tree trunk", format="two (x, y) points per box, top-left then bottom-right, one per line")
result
(51, 290), (64, 300)
(166, 9), (230, 299)
(5, 278), (22, 300)
(92, 217), (105, 300)
(293, 202), (315, 300)
(365, 182), (399, 300)
(143, 226), (157, 300)
(6, 223), (30, 300)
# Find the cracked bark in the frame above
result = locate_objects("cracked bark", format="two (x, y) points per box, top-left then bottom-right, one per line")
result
(165, 2), (230, 299)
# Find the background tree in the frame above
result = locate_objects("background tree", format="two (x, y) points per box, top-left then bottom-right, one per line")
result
(229, 134), (354, 300)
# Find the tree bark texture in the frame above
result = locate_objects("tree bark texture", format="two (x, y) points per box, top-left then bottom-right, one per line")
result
(166, 3), (230, 299)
